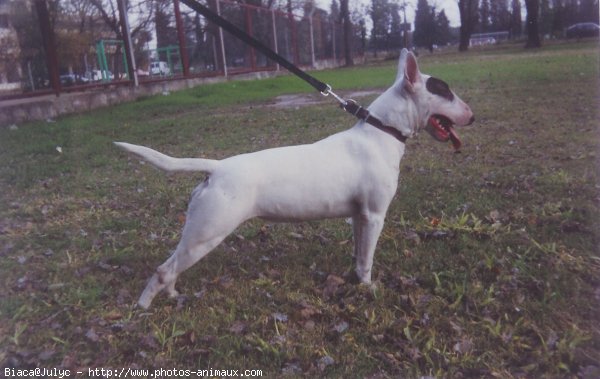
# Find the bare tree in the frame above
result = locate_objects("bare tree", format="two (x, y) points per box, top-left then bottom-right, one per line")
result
(524, 0), (541, 47)
(89, 0), (155, 40)
(339, 0), (353, 66)
(88, 0), (155, 74)
(458, 0), (479, 51)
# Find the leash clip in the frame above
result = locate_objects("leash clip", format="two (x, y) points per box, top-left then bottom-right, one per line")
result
(320, 84), (332, 97)
(322, 85), (347, 107)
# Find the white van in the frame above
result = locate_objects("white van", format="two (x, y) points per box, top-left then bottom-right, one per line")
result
(150, 61), (171, 76)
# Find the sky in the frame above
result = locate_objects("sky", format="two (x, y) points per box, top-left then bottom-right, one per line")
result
(317, 0), (463, 28)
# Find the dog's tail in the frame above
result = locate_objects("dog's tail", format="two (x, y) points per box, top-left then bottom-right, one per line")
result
(114, 142), (219, 173)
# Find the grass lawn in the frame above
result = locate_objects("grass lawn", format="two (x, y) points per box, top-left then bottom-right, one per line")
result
(0, 40), (598, 378)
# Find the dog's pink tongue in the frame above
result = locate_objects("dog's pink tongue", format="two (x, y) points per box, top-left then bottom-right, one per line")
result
(428, 116), (461, 152)
(448, 127), (462, 151)
(428, 117), (450, 141)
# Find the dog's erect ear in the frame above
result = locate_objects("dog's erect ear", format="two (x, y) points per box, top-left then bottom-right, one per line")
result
(395, 49), (421, 93)
(395, 49), (410, 83)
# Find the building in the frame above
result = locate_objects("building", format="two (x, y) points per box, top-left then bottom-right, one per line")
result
(0, 0), (23, 93)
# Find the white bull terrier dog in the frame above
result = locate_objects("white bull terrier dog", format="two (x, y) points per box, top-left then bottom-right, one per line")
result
(115, 49), (474, 309)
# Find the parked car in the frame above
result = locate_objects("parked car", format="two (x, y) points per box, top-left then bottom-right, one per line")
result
(150, 61), (171, 76)
(59, 74), (78, 86)
(565, 23), (600, 39)
(85, 70), (114, 82)
(60, 74), (88, 86)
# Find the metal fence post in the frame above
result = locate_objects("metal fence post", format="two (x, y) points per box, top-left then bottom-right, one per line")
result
(332, 21), (337, 62)
(216, 0), (228, 77)
(308, 9), (316, 67)
(117, 0), (138, 85)
(245, 5), (256, 71)
(271, 9), (279, 71)
(34, 0), (60, 96)
(289, 13), (299, 65)
(174, 0), (190, 77)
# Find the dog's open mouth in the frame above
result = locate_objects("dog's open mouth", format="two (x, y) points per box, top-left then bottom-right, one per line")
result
(426, 115), (462, 151)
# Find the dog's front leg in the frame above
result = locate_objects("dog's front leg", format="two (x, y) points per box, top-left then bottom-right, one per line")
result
(352, 213), (385, 283)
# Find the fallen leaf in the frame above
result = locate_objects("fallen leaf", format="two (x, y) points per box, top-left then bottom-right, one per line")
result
(104, 310), (123, 321)
(560, 220), (588, 233)
(323, 274), (345, 299)
(265, 269), (281, 279)
(229, 321), (247, 335)
(398, 275), (418, 288)
(38, 349), (55, 361)
(488, 210), (500, 223)
(299, 306), (321, 319)
(404, 230), (421, 244)
(183, 330), (196, 345)
(281, 361), (303, 375)
(85, 328), (100, 342)
(406, 347), (422, 360)
(176, 295), (189, 310)
(98, 262), (113, 271)
(303, 320), (316, 331)
(216, 276), (234, 289)
(546, 329), (558, 349)
(453, 337), (473, 354)
(317, 355), (335, 371)
(333, 320), (349, 333)
(431, 230), (451, 239)
(140, 333), (158, 349)
(117, 288), (131, 305)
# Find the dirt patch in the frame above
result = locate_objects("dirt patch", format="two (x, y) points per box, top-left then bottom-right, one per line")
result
(269, 94), (324, 109)
(268, 89), (380, 109)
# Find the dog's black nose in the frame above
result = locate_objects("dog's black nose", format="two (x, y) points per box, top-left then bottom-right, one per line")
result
(468, 115), (475, 125)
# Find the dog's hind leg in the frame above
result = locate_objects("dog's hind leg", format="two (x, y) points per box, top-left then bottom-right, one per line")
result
(352, 213), (385, 284)
(137, 235), (227, 309)
(137, 180), (252, 309)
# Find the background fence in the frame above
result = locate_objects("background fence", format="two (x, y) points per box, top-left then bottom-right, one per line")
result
(0, 0), (365, 100)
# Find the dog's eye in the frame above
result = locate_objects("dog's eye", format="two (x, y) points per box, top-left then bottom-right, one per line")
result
(426, 77), (454, 101)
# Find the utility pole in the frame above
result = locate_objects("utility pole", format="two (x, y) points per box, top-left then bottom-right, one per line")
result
(117, 0), (138, 85)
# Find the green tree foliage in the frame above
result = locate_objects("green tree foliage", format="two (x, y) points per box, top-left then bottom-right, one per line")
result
(479, 0), (491, 32)
(489, 0), (511, 31)
(414, 0), (452, 50)
(370, 0), (392, 55)
(511, 0), (522, 37)
(435, 10), (452, 46)
(413, 0), (435, 50)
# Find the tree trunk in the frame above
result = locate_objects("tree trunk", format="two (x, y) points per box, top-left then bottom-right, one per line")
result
(340, 0), (353, 66)
(458, 0), (478, 52)
(206, 0), (225, 71)
(524, 0), (542, 48)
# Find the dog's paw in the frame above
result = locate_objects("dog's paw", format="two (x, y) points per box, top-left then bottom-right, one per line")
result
(137, 299), (151, 310)
(166, 289), (180, 299)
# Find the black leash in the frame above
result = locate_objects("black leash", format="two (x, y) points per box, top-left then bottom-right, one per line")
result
(180, 0), (327, 93)
(179, 0), (408, 143)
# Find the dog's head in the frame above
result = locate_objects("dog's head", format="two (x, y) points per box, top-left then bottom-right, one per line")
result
(372, 49), (474, 150)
